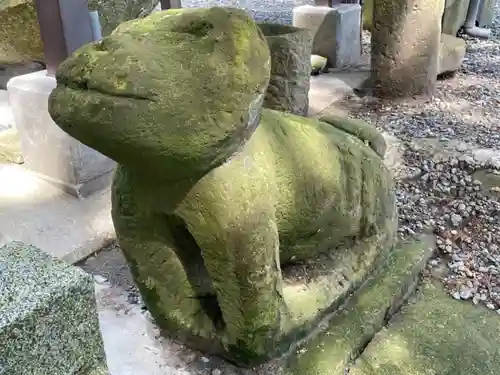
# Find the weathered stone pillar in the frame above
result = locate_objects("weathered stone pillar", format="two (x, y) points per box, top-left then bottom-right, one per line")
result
(371, 0), (445, 98)
(258, 23), (313, 116)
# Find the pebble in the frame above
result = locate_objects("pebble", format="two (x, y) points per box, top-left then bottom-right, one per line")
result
(212, 369), (222, 375)
(348, 10), (500, 312)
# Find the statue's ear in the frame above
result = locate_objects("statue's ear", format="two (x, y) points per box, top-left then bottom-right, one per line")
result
(318, 113), (387, 159)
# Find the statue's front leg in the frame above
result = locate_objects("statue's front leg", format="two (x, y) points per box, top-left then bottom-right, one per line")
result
(182, 208), (287, 364)
(111, 183), (216, 339)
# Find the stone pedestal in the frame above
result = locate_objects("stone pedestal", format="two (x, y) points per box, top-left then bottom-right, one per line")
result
(371, 0), (445, 98)
(258, 23), (313, 116)
(293, 4), (361, 70)
(442, 0), (471, 36)
(0, 241), (108, 375)
(7, 71), (116, 198)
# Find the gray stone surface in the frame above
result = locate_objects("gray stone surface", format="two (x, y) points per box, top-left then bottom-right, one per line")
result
(293, 4), (362, 69)
(442, 0), (471, 36)
(259, 23), (313, 115)
(7, 70), (115, 198)
(477, 0), (498, 27)
(371, 0), (444, 98)
(0, 241), (108, 375)
(438, 33), (466, 74)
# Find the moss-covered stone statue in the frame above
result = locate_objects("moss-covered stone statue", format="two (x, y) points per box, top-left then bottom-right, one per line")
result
(49, 7), (398, 366)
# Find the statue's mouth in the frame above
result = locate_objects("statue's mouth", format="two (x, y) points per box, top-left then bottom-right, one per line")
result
(56, 73), (156, 103)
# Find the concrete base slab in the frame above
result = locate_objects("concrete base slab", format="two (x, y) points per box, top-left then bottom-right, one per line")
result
(350, 281), (500, 375)
(308, 70), (369, 116)
(0, 163), (115, 264)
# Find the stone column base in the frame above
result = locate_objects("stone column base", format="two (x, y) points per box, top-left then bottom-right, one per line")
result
(7, 70), (116, 198)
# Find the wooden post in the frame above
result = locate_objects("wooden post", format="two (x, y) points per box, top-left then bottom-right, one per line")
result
(34, 0), (94, 76)
(160, 0), (182, 9)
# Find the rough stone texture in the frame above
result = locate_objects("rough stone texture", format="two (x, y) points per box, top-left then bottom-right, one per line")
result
(293, 5), (361, 70)
(48, 7), (398, 366)
(259, 23), (313, 115)
(0, 127), (22, 163)
(285, 236), (434, 375)
(371, 0), (445, 98)
(0, 241), (108, 375)
(350, 281), (500, 375)
(362, 0), (373, 30)
(331, 4), (361, 68)
(88, 0), (159, 36)
(0, 0), (158, 66)
(438, 33), (466, 75)
(0, 1), (44, 65)
(442, 0), (471, 36)
(8, 70), (116, 198)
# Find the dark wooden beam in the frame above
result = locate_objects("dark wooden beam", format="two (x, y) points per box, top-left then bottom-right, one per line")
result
(35, 0), (94, 76)
(160, 0), (182, 10)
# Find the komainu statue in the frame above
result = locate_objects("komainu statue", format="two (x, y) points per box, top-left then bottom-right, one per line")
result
(49, 7), (397, 366)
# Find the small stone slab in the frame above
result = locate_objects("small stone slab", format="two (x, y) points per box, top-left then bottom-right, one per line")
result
(0, 242), (108, 375)
(285, 236), (434, 375)
(350, 281), (500, 375)
(438, 34), (466, 75)
(293, 4), (361, 69)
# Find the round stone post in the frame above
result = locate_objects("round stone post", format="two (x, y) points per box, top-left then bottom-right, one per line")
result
(370, 0), (445, 98)
(258, 23), (313, 116)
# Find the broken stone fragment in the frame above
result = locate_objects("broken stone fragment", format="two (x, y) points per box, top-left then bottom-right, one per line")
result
(311, 54), (327, 75)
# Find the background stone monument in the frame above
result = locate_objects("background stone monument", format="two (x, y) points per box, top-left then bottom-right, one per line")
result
(371, 0), (445, 98)
(259, 23), (313, 116)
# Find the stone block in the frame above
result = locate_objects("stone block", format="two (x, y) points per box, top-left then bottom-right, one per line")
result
(258, 23), (313, 115)
(438, 33), (466, 75)
(371, 0), (445, 98)
(0, 127), (22, 163)
(0, 241), (108, 375)
(7, 70), (116, 198)
(293, 4), (361, 69)
(442, 0), (471, 36)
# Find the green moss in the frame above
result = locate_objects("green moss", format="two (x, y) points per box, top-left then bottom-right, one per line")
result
(362, 0), (374, 31)
(285, 237), (433, 375)
(0, 1), (44, 64)
(88, 0), (159, 37)
(50, 7), (271, 194)
(351, 281), (500, 375)
(0, 128), (23, 164)
(49, 7), (400, 366)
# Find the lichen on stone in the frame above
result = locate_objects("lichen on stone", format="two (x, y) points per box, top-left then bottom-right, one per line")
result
(49, 7), (398, 366)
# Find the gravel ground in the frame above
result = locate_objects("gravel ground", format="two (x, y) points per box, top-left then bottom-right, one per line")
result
(339, 5), (500, 313)
(78, 6), (500, 374)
